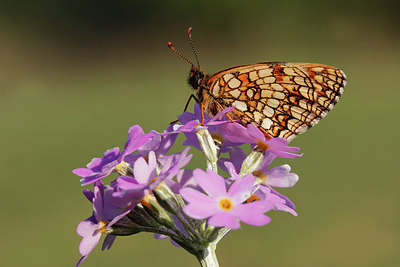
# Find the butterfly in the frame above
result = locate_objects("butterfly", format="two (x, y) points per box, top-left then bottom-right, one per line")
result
(169, 28), (347, 141)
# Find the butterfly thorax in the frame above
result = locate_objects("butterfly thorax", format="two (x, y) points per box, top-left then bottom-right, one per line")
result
(188, 66), (230, 119)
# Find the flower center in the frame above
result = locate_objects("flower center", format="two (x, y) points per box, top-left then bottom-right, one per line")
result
(99, 220), (108, 234)
(219, 198), (234, 211)
(256, 140), (270, 153)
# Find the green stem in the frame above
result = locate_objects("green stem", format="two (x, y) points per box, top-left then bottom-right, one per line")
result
(196, 243), (219, 267)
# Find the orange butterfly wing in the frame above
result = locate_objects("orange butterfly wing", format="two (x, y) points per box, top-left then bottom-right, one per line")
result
(202, 62), (346, 140)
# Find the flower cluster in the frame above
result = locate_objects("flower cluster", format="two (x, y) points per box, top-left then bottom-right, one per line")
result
(74, 104), (302, 266)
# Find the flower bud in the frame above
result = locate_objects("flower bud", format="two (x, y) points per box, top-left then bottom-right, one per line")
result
(127, 205), (158, 227)
(239, 150), (264, 176)
(196, 128), (219, 171)
(153, 182), (181, 215)
(143, 197), (174, 228)
(108, 220), (142, 236)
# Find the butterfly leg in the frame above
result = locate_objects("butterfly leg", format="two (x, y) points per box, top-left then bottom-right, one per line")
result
(170, 94), (201, 125)
(183, 93), (207, 126)
(200, 102), (206, 125)
(215, 101), (235, 123)
(183, 94), (201, 112)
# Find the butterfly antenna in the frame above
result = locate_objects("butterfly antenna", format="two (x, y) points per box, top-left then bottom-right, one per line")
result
(187, 27), (200, 69)
(168, 41), (195, 67)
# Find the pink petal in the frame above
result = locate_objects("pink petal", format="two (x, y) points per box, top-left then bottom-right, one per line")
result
(79, 232), (101, 256)
(208, 212), (241, 229)
(73, 168), (94, 177)
(184, 202), (219, 219)
(76, 220), (97, 237)
(76, 221), (101, 256)
(115, 176), (139, 187)
(133, 156), (156, 184)
(246, 124), (265, 141)
(265, 137), (289, 147)
(192, 169), (226, 197)
(222, 161), (238, 178)
(222, 123), (254, 143)
(234, 202), (272, 226)
(147, 151), (158, 170)
(180, 188), (219, 218)
(264, 164), (299, 188)
(228, 174), (255, 202)
(266, 138), (303, 158)
(107, 209), (131, 228)
(124, 125), (144, 150)
(93, 186), (104, 222)
(180, 187), (214, 204)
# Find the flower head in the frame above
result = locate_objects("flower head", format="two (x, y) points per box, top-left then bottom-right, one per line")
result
(74, 104), (304, 265)
(76, 181), (130, 266)
(180, 169), (273, 229)
(173, 104), (242, 152)
(220, 147), (299, 188)
(111, 148), (192, 207)
(218, 146), (298, 216)
(73, 125), (153, 185)
(255, 186), (297, 216)
(124, 124), (178, 165)
(222, 123), (303, 159)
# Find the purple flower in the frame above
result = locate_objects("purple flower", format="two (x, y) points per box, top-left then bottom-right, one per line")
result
(111, 151), (158, 206)
(173, 104), (241, 153)
(76, 181), (130, 266)
(222, 123), (303, 159)
(177, 103), (210, 126)
(255, 186), (297, 216)
(124, 124), (178, 165)
(168, 169), (197, 194)
(177, 103), (236, 130)
(180, 169), (273, 229)
(73, 125), (153, 186)
(256, 164), (298, 188)
(220, 147), (299, 188)
(219, 146), (298, 216)
(112, 148), (192, 206)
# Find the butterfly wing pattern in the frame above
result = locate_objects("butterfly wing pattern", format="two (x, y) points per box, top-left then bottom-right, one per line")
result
(198, 62), (347, 140)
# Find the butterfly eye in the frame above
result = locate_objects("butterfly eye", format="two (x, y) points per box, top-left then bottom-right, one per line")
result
(196, 72), (204, 85)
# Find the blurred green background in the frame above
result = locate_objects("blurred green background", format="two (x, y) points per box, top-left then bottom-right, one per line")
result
(1, 0), (399, 266)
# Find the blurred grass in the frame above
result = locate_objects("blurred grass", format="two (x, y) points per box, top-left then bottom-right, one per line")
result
(0, 1), (399, 266)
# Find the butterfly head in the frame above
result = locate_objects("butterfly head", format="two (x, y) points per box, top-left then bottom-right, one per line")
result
(188, 66), (205, 90)
(169, 28), (205, 91)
